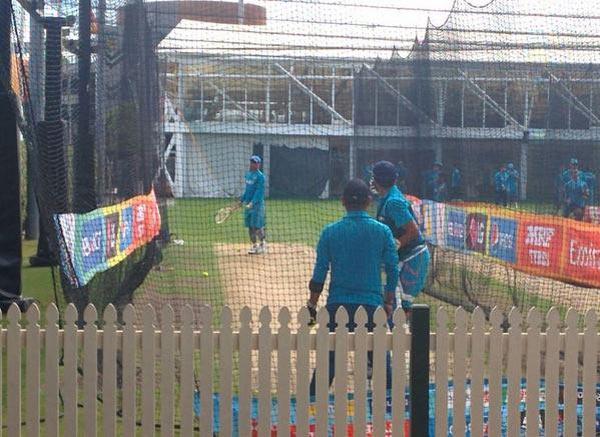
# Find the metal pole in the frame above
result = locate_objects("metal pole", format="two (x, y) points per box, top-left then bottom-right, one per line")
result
(74, 0), (96, 212)
(25, 0), (43, 240)
(410, 304), (430, 437)
(238, 0), (244, 24)
(30, 17), (69, 268)
(0, 0), (22, 296)
(96, 0), (107, 201)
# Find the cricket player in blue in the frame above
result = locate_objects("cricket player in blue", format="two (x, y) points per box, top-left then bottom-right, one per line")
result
(372, 161), (430, 313)
(306, 179), (398, 395)
(506, 163), (519, 206)
(450, 163), (462, 200)
(581, 170), (596, 205)
(240, 155), (267, 254)
(494, 165), (509, 206)
(563, 169), (589, 220)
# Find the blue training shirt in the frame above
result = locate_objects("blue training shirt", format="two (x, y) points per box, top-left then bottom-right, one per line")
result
(376, 185), (425, 259)
(311, 211), (399, 307)
(565, 178), (589, 208)
(241, 170), (265, 204)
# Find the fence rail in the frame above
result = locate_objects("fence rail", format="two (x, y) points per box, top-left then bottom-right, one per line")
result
(1, 303), (598, 436)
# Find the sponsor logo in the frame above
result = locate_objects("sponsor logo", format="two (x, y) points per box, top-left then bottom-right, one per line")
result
(568, 238), (600, 270)
(525, 226), (555, 248)
(466, 213), (487, 253)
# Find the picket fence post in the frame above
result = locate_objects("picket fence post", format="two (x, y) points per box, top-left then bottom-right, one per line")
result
(277, 307), (292, 436)
(122, 304), (137, 437)
(353, 306), (368, 437)
(7, 304), (22, 437)
(219, 306), (234, 437)
(334, 306), (349, 436)
(63, 303), (78, 437)
(26, 304), (41, 437)
(488, 307), (503, 437)
(391, 307), (407, 437)
(102, 304), (118, 437)
(238, 307), (253, 437)
(372, 307), (388, 437)
(315, 307), (329, 435)
(544, 308), (560, 437)
(563, 308), (579, 436)
(199, 305), (214, 436)
(434, 307), (449, 437)
(45, 304), (60, 437)
(525, 308), (541, 437)
(83, 304), (98, 436)
(582, 310), (598, 437)
(453, 307), (467, 437)
(470, 307), (485, 437)
(141, 304), (156, 437)
(295, 307), (310, 437)
(506, 308), (523, 437)
(258, 307), (272, 436)
(179, 305), (195, 436)
(160, 305), (175, 437)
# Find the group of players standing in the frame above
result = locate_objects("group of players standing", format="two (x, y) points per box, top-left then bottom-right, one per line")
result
(555, 158), (596, 220)
(240, 155), (429, 392)
(493, 163), (520, 207)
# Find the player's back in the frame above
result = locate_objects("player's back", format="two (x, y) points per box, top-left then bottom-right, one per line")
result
(321, 211), (397, 305)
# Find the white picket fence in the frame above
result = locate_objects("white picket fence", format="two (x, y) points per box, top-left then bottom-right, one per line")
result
(1, 302), (599, 436)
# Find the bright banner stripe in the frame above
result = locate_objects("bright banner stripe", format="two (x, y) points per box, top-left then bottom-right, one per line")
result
(409, 197), (600, 288)
(54, 190), (161, 288)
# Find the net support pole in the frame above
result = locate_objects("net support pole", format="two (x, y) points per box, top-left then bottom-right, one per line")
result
(25, 0), (44, 240)
(520, 133), (528, 201)
(410, 304), (430, 437)
(74, 0), (96, 212)
(31, 17), (69, 267)
(433, 138), (443, 164)
(0, 0), (22, 297)
(96, 0), (107, 201)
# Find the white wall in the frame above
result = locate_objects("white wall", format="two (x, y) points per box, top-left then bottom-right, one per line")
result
(176, 133), (329, 198)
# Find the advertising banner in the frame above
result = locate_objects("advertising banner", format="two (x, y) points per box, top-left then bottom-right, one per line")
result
(488, 216), (518, 264)
(563, 223), (600, 287)
(465, 213), (488, 254)
(445, 207), (467, 251)
(55, 190), (161, 287)
(517, 218), (564, 279)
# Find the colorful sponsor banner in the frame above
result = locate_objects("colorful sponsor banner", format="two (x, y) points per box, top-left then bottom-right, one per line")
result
(421, 200), (436, 243)
(517, 218), (564, 279)
(197, 381), (600, 436)
(445, 207), (467, 251)
(563, 223), (600, 287)
(465, 213), (488, 254)
(488, 216), (518, 264)
(55, 190), (161, 287)
(408, 197), (600, 288)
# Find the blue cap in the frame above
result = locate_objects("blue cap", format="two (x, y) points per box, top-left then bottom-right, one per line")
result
(507, 163), (514, 169)
(372, 160), (398, 186)
(570, 158), (578, 165)
(250, 155), (262, 164)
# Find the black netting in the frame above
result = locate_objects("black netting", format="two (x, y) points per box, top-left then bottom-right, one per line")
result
(4, 0), (600, 325)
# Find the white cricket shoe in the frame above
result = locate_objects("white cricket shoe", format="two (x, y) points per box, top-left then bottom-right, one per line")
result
(248, 244), (259, 254)
(254, 242), (267, 254)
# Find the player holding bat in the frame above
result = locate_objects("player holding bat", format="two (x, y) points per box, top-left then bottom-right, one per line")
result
(241, 155), (267, 254)
(371, 160), (430, 316)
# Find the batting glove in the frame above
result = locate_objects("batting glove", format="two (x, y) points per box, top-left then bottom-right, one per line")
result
(306, 300), (317, 326)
